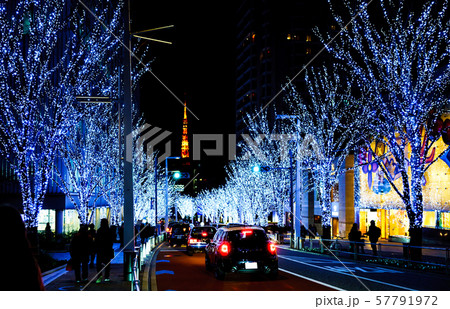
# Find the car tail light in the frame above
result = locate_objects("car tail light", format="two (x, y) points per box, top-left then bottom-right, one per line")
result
(268, 242), (276, 255)
(189, 238), (198, 244)
(219, 243), (230, 256)
(202, 232), (208, 237)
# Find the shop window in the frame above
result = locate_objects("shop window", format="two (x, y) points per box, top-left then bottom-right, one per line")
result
(441, 212), (450, 229)
(423, 211), (436, 227)
(388, 209), (409, 237)
(64, 210), (81, 233)
(37, 210), (55, 232)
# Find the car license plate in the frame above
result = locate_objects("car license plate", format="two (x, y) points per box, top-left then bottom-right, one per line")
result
(177, 236), (182, 239)
(245, 262), (258, 270)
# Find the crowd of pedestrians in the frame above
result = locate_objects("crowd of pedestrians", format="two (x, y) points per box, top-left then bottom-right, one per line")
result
(69, 219), (115, 284)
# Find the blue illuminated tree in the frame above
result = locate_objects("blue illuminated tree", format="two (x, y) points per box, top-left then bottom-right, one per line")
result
(54, 104), (121, 225)
(322, 0), (450, 256)
(241, 109), (292, 226)
(285, 65), (370, 240)
(195, 110), (292, 227)
(0, 0), (122, 227)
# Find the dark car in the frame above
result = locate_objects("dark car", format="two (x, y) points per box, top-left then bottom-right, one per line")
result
(205, 225), (278, 280)
(187, 226), (217, 255)
(168, 223), (190, 247)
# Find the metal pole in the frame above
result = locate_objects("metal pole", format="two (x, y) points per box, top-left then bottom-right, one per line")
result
(295, 118), (302, 240)
(154, 155), (158, 235)
(289, 149), (294, 244)
(165, 157), (169, 232)
(123, 0), (135, 280)
(164, 156), (180, 232)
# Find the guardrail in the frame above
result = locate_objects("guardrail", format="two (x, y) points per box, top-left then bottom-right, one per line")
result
(131, 232), (166, 291)
(287, 235), (450, 274)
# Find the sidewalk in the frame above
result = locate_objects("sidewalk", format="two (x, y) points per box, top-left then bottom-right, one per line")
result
(288, 235), (449, 267)
(44, 243), (131, 291)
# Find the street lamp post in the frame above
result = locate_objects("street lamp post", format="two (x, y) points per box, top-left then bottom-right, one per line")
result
(276, 115), (302, 243)
(165, 156), (180, 232)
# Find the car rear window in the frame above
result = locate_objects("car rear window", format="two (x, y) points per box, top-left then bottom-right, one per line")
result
(172, 225), (189, 234)
(192, 227), (216, 234)
(227, 229), (268, 243)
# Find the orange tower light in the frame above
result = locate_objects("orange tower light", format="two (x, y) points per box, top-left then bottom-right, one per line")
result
(181, 101), (190, 158)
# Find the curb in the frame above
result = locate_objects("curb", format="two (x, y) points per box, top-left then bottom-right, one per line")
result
(142, 242), (165, 291)
(42, 264), (67, 276)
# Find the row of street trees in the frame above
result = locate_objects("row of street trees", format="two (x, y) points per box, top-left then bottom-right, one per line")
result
(194, 0), (449, 261)
(317, 0), (449, 258)
(0, 0), (181, 230)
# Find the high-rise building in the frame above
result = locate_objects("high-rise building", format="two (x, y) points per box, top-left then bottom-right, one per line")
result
(235, 0), (333, 138)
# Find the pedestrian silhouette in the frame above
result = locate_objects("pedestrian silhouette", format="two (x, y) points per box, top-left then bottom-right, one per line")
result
(87, 224), (96, 268)
(45, 222), (53, 242)
(348, 223), (364, 254)
(70, 224), (93, 283)
(365, 220), (381, 255)
(0, 205), (44, 290)
(300, 225), (306, 238)
(95, 218), (114, 283)
(308, 224), (317, 240)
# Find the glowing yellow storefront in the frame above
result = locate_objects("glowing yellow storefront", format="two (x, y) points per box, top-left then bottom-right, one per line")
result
(358, 124), (450, 239)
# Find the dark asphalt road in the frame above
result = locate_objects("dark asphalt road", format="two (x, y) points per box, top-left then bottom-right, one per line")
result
(152, 243), (337, 291)
(150, 243), (450, 291)
(277, 246), (450, 291)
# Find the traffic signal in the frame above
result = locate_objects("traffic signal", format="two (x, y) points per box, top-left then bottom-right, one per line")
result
(252, 165), (270, 172)
(171, 171), (190, 179)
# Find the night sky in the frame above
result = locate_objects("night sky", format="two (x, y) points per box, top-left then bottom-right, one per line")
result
(131, 1), (236, 187)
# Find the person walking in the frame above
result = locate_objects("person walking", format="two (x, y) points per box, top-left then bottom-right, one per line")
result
(95, 219), (114, 283)
(70, 225), (92, 283)
(309, 224), (317, 240)
(348, 223), (364, 254)
(366, 220), (381, 255)
(45, 223), (53, 243)
(87, 224), (97, 268)
(0, 205), (45, 291)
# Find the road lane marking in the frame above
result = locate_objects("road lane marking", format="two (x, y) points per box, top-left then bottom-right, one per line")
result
(322, 265), (402, 274)
(155, 270), (175, 275)
(279, 268), (345, 291)
(279, 255), (416, 291)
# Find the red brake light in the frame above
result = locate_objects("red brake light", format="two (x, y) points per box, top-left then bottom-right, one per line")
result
(268, 242), (276, 254)
(202, 232), (208, 237)
(219, 243), (230, 256)
(241, 229), (253, 237)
